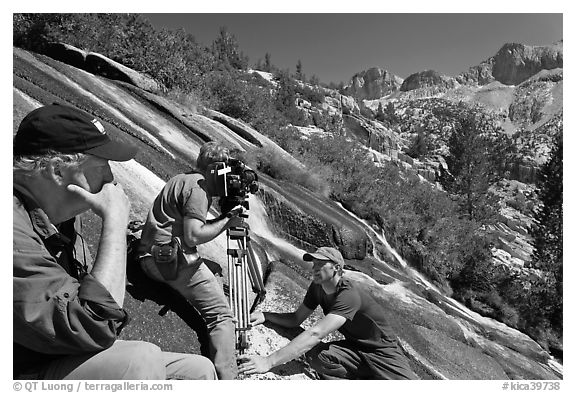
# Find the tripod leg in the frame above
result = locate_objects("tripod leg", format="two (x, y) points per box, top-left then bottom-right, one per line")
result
(241, 252), (249, 329)
(238, 331), (248, 355)
(240, 259), (248, 329)
(227, 254), (234, 311)
(236, 259), (244, 329)
(228, 227), (264, 354)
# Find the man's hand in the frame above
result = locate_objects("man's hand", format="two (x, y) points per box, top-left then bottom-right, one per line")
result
(226, 205), (245, 217)
(226, 215), (245, 229)
(249, 311), (266, 327)
(67, 181), (130, 226)
(237, 354), (272, 375)
(224, 205), (246, 227)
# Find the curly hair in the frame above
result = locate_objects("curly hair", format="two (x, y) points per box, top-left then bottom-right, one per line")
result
(196, 142), (230, 172)
(13, 151), (87, 176)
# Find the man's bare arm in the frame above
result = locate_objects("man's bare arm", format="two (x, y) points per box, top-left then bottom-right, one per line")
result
(183, 210), (244, 247)
(253, 303), (314, 328)
(266, 313), (346, 368)
(68, 182), (130, 306)
(238, 313), (346, 375)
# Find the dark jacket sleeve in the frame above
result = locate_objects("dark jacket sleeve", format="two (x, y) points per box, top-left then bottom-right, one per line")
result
(13, 212), (127, 355)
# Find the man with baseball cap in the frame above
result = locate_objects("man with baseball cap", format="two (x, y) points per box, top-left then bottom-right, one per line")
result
(13, 103), (216, 380)
(237, 246), (417, 380)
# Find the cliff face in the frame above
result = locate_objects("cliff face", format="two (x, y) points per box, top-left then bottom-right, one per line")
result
(400, 70), (458, 92)
(13, 46), (562, 380)
(343, 67), (404, 100)
(457, 42), (563, 86)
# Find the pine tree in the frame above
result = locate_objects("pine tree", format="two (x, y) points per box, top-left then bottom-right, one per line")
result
(376, 102), (385, 121)
(406, 126), (430, 159)
(530, 132), (562, 327)
(254, 58), (263, 71)
(441, 108), (504, 221)
(375, 101), (397, 126)
(295, 59), (305, 82)
(532, 132), (563, 269)
(309, 74), (320, 86)
(211, 27), (248, 71)
(264, 53), (272, 72)
(385, 102), (397, 123)
(274, 70), (305, 126)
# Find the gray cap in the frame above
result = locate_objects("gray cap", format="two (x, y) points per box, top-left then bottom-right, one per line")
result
(303, 247), (344, 267)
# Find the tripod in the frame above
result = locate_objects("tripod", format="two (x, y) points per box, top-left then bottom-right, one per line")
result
(226, 219), (266, 354)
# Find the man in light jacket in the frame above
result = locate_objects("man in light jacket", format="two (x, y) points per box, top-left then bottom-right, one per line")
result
(13, 103), (216, 380)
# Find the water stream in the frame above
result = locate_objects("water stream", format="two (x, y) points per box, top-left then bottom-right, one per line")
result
(331, 201), (561, 352)
(333, 201), (442, 292)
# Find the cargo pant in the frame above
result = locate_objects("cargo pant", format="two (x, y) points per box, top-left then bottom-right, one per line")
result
(26, 340), (216, 380)
(306, 340), (417, 380)
(140, 254), (238, 380)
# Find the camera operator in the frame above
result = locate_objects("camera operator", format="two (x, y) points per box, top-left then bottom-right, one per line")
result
(13, 104), (216, 380)
(137, 141), (244, 380)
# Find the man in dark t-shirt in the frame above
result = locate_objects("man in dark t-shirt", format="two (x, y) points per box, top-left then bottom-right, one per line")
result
(237, 247), (417, 379)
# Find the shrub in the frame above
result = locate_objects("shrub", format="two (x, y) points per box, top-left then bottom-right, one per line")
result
(505, 190), (534, 215)
(164, 87), (203, 113)
(255, 147), (330, 196)
(274, 70), (308, 126)
(296, 84), (325, 105)
(498, 303), (520, 328)
(205, 71), (253, 120)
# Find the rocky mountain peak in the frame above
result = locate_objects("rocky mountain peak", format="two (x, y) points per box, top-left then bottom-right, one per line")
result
(457, 41), (563, 86)
(400, 69), (458, 92)
(343, 67), (403, 100)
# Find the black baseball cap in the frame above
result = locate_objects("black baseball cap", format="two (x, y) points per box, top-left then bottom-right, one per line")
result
(14, 103), (138, 161)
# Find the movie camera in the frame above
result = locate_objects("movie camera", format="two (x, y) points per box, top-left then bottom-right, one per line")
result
(206, 158), (265, 354)
(206, 158), (258, 214)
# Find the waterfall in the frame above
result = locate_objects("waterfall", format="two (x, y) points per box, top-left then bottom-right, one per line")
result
(245, 194), (307, 262)
(332, 200), (562, 369)
(332, 201), (443, 292)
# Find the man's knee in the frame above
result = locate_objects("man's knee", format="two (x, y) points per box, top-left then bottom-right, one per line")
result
(194, 357), (218, 380)
(306, 345), (333, 372)
(213, 309), (235, 324)
(169, 355), (217, 380)
(306, 345), (348, 379)
(118, 341), (166, 379)
(203, 304), (235, 330)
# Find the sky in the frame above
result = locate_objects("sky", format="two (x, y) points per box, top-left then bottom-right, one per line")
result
(143, 13), (562, 85)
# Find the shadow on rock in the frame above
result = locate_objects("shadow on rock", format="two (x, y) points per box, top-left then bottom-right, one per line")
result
(263, 322), (305, 341)
(125, 235), (211, 356)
